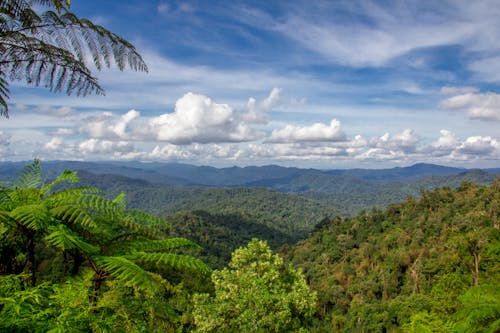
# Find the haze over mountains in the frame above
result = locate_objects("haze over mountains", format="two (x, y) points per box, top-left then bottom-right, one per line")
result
(0, 161), (498, 189)
(1, 161), (497, 222)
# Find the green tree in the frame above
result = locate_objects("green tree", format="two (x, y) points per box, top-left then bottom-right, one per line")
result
(0, 0), (147, 116)
(193, 239), (317, 332)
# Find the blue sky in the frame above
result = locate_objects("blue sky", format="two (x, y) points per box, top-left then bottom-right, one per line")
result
(2, 0), (500, 168)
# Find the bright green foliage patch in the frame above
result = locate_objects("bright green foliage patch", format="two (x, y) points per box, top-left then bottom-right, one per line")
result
(193, 239), (317, 332)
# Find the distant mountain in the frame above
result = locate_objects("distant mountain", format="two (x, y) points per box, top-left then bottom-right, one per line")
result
(325, 162), (467, 180)
(0, 161), (496, 189)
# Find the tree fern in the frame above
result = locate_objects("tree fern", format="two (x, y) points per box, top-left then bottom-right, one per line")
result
(0, 0), (147, 116)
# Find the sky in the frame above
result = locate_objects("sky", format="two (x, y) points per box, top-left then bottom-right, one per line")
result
(1, 0), (500, 168)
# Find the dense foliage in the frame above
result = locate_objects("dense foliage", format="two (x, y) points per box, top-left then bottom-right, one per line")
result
(167, 210), (296, 269)
(193, 239), (317, 332)
(286, 178), (500, 332)
(0, 160), (209, 332)
(1, 161), (498, 332)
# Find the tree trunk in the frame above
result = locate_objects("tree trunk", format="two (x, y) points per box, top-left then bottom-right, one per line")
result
(473, 252), (481, 286)
(26, 230), (36, 286)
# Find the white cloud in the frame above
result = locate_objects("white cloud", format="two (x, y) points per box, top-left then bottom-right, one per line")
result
(370, 129), (419, 153)
(44, 137), (64, 151)
(244, 87), (290, 124)
(276, 4), (475, 67)
(266, 119), (345, 143)
(136, 92), (258, 144)
(439, 91), (500, 121)
(458, 136), (499, 155)
(79, 109), (140, 139)
(426, 129), (460, 156)
(78, 139), (135, 154)
(422, 130), (499, 160)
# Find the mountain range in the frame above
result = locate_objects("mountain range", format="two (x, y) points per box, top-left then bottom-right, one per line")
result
(0, 160), (498, 189)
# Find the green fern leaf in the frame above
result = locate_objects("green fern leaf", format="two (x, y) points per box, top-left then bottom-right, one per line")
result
(45, 224), (99, 254)
(10, 203), (50, 230)
(50, 204), (98, 230)
(95, 256), (159, 291)
(127, 252), (211, 274)
(41, 169), (79, 195)
(13, 159), (41, 189)
(125, 238), (202, 253)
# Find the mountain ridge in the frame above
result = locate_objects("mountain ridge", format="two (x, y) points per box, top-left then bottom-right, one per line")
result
(0, 160), (497, 187)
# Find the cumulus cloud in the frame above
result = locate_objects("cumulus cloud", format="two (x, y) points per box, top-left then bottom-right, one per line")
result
(44, 137), (64, 151)
(78, 139), (135, 154)
(439, 91), (500, 121)
(79, 109), (140, 139)
(266, 119), (345, 143)
(244, 88), (284, 124)
(425, 130), (460, 156)
(421, 130), (499, 160)
(243, 87), (304, 124)
(370, 129), (419, 153)
(137, 92), (258, 144)
(458, 136), (499, 155)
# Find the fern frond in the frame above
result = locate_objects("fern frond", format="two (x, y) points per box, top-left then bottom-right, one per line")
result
(50, 204), (97, 230)
(125, 209), (168, 228)
(0, 210), (17, 229)
(10, 203), (50, 230)
(0, 0), (147, 116)
(8, 187), (40, 207)
(77, 194), (120, 218)
(45, 186), (102, 207)
(119, 215), (162, 240)
(41, 169), (79, 196)
(0, 72), (9, 117)
(124, 238), (202, 253)
(13, 159), (41, 189)
(112, 192), (126, 210)
(45, 224), (99, 254)
(127, 252), (211, 274)
(95, 255), (159, 292)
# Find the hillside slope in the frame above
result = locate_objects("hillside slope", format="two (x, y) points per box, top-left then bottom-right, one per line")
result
(285, 178), (500, 332)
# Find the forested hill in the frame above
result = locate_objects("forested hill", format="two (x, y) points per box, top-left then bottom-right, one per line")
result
(0, 161), (496, 216)
(0, 161), (498, 189)
(285, 178), (500, 332)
